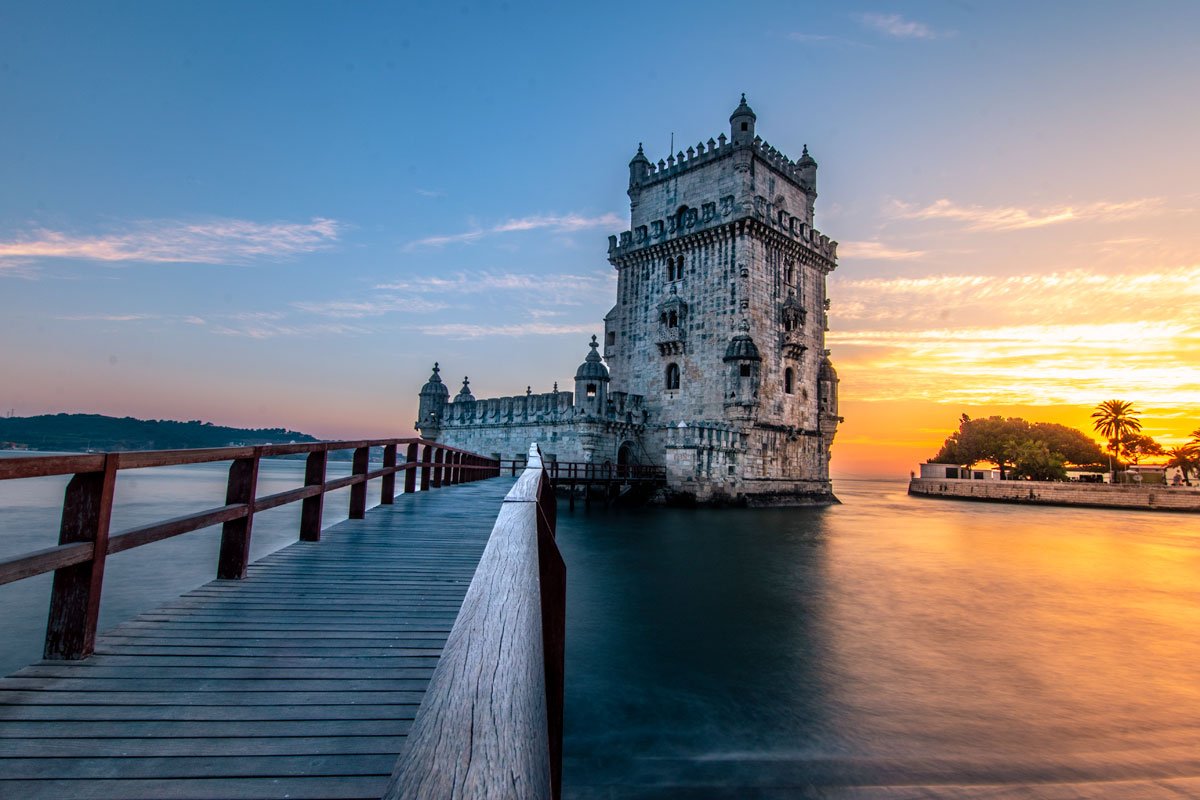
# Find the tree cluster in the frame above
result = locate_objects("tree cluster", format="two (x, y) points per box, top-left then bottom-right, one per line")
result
(0, 414), (318, 452)
(930, 414), (1108, 481)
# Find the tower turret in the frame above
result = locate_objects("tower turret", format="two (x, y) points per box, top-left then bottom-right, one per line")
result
(796, 142), (816, 191)
(723, 319), (763, 420)
(628, 143), (651, 189)
(573, 335), (610, 414)
(730, 93), (757, 146)
(415, 363), (449, 439)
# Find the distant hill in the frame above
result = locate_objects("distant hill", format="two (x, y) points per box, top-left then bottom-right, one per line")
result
(0, 414), (320, 453)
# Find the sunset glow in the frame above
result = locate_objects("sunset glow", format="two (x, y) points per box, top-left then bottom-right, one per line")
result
(1, 3), (1196, 478)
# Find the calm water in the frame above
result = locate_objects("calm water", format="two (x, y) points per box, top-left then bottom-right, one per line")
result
(2, 463), (1198, 797)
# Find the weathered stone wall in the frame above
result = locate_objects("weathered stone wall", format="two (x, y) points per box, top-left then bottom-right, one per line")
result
(909, 478), (1200, 512)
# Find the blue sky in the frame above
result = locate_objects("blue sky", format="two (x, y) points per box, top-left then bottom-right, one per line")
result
(3, 1), (1198, 470)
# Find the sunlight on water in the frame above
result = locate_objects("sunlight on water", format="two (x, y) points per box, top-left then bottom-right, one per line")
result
(2, 464), (1198, 797)
(557, 478), (1200, 798)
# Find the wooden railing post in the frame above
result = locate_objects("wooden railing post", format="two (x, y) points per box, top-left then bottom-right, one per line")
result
(404, 442), (418, 494)
(381, 444), (398, 505)
(217, 449), (261, 580)
(349, 446), (370, 519)
(300, 450), (327, 542)
(44, 454), (118, 660)
(420, 445), (432, 491)
(451, 452), (462, 484)
(432, 448), (445, 489)
(535, 470), (565, 800)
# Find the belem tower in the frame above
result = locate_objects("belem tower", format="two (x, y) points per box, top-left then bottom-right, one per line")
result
(416, 96), (842, 505)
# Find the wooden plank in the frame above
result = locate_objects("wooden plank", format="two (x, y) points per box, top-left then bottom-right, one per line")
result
(0, 718), (412, 738)
(0, 776), (387, 800)
(0, 473), (515, 799)
(106, 503), (249, 555)
(0, 541), (94, 587)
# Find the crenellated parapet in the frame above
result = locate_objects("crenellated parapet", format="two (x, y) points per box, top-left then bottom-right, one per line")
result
(609, 214), (838, 270)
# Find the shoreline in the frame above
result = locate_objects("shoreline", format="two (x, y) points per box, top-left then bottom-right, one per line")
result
(909, 477), (1200, 513)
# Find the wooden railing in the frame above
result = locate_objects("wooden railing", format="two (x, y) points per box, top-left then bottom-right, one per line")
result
(387, 443), (566, 800)
(500, 458), (665, 483)
(0, 438), (499, 661)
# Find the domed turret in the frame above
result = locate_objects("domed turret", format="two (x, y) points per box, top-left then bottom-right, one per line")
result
(819, 355), (840, 416)
(730, 93), (757, 146)
(574, 335), (610, 414)
(454, 376), (475, 403)
(798, 143), (818, 193)
(723, 327), (763, 363)
(575, 335), (611, 382)
(415, 362), (449, 438)
(628, 142), (651, 188)
(724, 320), (762, 419)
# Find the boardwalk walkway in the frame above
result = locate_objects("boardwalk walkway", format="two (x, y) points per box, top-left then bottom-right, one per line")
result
(0, 476), (514, 800)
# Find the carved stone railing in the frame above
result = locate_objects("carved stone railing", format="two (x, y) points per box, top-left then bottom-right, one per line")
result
(385, 443), (565, 800)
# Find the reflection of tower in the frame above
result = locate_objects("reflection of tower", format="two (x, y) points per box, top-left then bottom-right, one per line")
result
(415, 363), (449, 441)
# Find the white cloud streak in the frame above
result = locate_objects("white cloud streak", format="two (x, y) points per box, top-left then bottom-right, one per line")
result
(292, 297), (448, 318)
(0, 217), (341, 266)
(838, 241), (927, 260)
(856, 13), (939, 40)
(891, 197), (1162, 232)
(407, 213), (622, 249)
(411, 322), (599, 339)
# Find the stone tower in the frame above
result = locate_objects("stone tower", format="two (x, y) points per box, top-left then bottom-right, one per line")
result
(604, 95), (841, 504)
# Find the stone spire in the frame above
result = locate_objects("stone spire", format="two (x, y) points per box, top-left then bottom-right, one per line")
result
(628, 142), (652, 187)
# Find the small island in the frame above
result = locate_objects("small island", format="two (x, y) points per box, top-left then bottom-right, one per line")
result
(909, 401), (1200, 512)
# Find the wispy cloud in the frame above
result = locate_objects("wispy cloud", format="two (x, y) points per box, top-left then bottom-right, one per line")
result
(414, 188), (446, 198)
(856, 12), (940, 40)
(0, 217), (341, 267)
(891, 197), (1163, 232)
(376, 270), (613, 306)
(832, 265), (1200, 327)
(787, 32), (869, 48)
(838, 241), (927, 260)
(292, 297), (448, 318)
(407, 213), (622, 249)
(56, 313), (161, 322)
(210, 320), (371, 339)
(411, 321), (598, 339)
(829, 321), (1200, 408)
(828, 264), (1200, 411)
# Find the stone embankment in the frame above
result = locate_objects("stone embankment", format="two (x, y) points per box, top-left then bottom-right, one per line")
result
(909, 478), (1200, 512)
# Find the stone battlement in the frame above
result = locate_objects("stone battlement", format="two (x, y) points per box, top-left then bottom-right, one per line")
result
(632, 136), (813, 190)
(608, 207), (837, 263)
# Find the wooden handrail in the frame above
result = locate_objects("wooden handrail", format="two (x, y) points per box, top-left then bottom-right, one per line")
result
(0, 437), (501, 659)
(386, 443), (566, 800)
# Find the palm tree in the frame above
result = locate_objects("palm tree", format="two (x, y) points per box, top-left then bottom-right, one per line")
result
(1166, 445), (1197, 486)
(1091, 400), (1142, 483)
(1190, 428), (1200, 446)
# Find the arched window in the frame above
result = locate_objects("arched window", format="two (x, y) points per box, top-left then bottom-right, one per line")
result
(785, 368), (795, 394)
(666, 258), (675, 281)
(586, 383), (597, 398)
(665, 363), (680, 390)
(667, 310), (678, 328)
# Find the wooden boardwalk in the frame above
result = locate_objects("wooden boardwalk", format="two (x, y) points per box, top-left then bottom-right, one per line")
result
(0, 476), (514, 800)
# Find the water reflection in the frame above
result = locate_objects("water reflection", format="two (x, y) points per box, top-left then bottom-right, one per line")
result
(558, 478), (1200, 798)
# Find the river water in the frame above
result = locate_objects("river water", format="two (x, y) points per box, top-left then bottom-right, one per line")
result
(2, 460), (1198, 797)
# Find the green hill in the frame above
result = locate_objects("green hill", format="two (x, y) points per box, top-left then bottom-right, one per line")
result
(0, 414), (319, 453)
